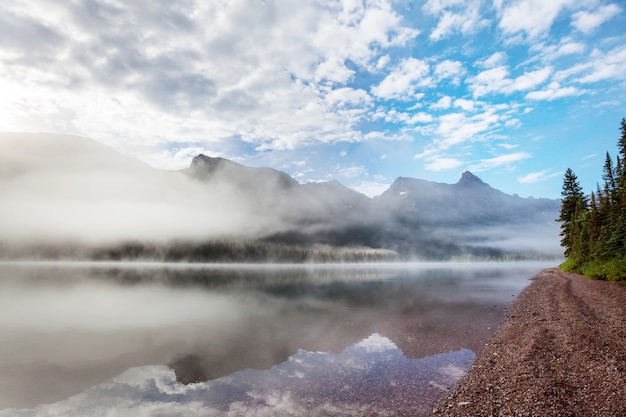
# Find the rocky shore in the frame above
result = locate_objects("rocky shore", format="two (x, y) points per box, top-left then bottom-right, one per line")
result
(435, 268), (626, 416)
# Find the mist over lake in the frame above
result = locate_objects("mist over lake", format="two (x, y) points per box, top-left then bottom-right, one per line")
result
(0, 261), (555, 416)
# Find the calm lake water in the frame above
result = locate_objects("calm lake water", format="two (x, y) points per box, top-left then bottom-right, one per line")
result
(0, 261), (556, 416)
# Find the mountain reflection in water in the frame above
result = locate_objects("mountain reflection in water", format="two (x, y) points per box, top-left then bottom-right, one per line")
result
(1, 334), (474, 417)
(0, 261), (555, 414)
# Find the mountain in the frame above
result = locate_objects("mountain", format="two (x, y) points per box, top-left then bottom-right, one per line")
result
(183, 152), (560, 258)
(188, 155), (299, 191)
(376, 171), (559, 226)
(186, 154), (374, 233)
(0, 133), (561, 259)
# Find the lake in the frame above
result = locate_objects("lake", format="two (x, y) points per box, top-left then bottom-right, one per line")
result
(0, 261), (555, 416)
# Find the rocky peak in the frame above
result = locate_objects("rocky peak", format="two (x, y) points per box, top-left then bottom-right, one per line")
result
(456, 171), (486, 187)
(190, 154), (240, 171)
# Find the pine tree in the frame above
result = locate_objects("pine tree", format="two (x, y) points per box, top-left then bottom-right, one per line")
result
(559, 118), (626, 280)
(615, 118), (626, 257)
(558, 168), (587, 258)
(602, 152), (617, 203)
(587, 191), (601, 261)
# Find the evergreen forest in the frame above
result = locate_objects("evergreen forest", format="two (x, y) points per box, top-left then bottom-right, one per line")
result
(558, 118), (626, 281)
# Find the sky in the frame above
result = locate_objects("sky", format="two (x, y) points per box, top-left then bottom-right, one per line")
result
(1, 0), (625, 199)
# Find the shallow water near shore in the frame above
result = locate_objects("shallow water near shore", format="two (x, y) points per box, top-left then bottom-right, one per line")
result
(0, 261), (555, 415)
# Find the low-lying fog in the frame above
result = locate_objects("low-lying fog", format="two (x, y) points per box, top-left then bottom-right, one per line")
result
(0, 133), (561, 257)
(0, 133), (285, 243)
(0, 261), (556, 411)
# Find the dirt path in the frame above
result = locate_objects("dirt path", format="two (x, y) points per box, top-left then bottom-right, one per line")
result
(435, 268), (626, 416)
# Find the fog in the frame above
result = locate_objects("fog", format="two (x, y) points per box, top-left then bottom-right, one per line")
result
(454, 222), (562, 256)
(0, 133), (288, 244)
(0, 133), (561, 259)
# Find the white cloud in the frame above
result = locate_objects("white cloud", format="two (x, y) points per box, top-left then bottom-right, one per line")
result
(469, 66), (511, 97)
(424, 157), (464, 171)
(325, 87), (373, 108)
(380, 109), (434, 124)
(552, 44), (626, 87)
(425, 0), (489, 41)
(338, 165), (368, 179)
(557, 42), (586, 56)
(517, 169), (561, 183)
(414, 148), (438, 160)
(571, 4), (622, 33)
(434, 109), (501, 149)
(511, 67), (553, 90)
(469, 65), (552, 97)
(469, 151), (531, 172)
(453, 98), (476, 111)
(479, 52), (508, 68)
(577, 45), (626, 83)
(371, 57), (432, 100)
(498, 0), (577, 39)
(353, 180), (391, 197)
(525, 81), (583, 100)
(375, 54), (391, 71)
(423, 0), (466, 15)
(431, 95), (452, 110)
(0, 0), (420, 157)
(434, 59), (466, 84)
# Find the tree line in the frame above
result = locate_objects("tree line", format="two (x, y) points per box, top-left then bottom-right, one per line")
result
(0, 239), (399, 263)
(558, 118), (626, 281)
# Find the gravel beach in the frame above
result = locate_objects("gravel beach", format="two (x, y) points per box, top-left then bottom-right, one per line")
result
(435, 268), (626, 417)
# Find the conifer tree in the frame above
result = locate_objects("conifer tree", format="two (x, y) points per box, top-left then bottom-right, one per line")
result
(602, 152), (617, 202)
(618, 120), (626, 244)
(558, 118), (626, 280)
(558, 168), (586, 258)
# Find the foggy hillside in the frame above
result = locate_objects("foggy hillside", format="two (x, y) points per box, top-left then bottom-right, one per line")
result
(0, 133), (561, 260)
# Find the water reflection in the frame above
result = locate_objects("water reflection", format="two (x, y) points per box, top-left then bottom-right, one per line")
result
(1, 334), (474, 417)
(0, 261), (554, 413)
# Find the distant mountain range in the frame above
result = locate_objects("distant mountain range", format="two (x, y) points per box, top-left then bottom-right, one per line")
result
(184, 153), (560, 258)
(0, 133), (561, 260)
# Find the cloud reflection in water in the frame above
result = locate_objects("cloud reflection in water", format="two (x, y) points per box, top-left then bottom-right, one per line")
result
(1, 334), (473, 417)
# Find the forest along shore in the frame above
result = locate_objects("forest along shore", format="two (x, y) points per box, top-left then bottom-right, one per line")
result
(435, 268), (626, 417)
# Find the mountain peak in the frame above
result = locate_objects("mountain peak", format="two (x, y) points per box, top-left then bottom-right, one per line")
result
(457, 171), (486, 187)
(191, 154), (239, 170)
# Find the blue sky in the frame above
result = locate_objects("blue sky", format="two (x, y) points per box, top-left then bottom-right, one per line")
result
(1, 0), (625, 198)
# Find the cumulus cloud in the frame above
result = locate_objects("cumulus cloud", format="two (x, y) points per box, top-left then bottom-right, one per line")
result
(478, 51), (508, 68)
(431, 95), (453, 110)
(497, 0), (578, 39)
(525, 82), (583, 100)
(424, 157), (464, 171)
(434, 110), (501, 149)
(557, 41), (587, 56)
(434, 59), (466, 84)
(352, 180), (392, 197)
(423, 0), (489, 41)
(0, 0), (419, 158)
(469, 65), (552, 97)
(376, 109), (434, 124)
(453, 98), (477, 111)
(371, 57), (432, 100)
(574, 45), (626, 83)
(1, 0), (623, 195)
(571, 4), (622, 33)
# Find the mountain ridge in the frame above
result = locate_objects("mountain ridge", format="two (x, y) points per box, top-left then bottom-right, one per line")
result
(0, 133), (562, 259)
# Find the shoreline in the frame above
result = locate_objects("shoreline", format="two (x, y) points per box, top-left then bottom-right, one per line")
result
(434, 268), (626, 416)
